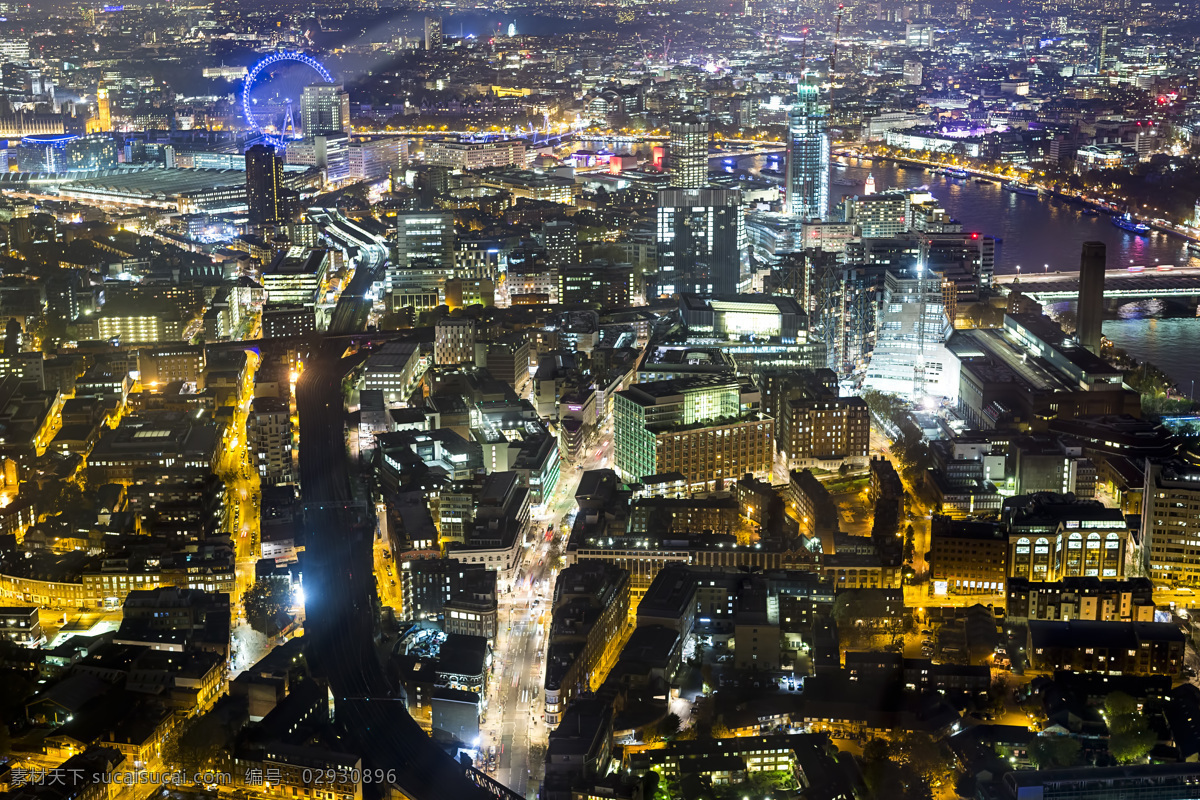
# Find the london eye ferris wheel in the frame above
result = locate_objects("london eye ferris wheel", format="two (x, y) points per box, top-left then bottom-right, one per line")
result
(241, 51), (334, 149)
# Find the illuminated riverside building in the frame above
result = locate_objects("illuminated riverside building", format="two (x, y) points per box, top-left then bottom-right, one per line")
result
(841, 191), (910, 238)
(614, 376), (772, 490)
(424, 137), (526, 170)
(299, 82), (350, 136)
(785, 76), (829, 220)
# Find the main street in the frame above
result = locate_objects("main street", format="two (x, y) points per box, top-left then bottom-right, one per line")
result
(211, 349), (272, 676)
(483, 425), (614, 799)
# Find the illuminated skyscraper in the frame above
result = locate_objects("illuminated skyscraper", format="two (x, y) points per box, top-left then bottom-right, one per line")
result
(668, 114), (709, 189)
(654, 187), (742, 297)
(300, 82), (350, 136)
(245, 144), (283, 225)
(786, 75), (829, 220)
(1098, 20), (1120, 71)
(425, 16), (443, 50)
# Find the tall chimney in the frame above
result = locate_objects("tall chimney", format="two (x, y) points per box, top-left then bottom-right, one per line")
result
(1077, 241), (1105, 353)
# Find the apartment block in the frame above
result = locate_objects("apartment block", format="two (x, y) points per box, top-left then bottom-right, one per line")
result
(248, 397), (293, 485)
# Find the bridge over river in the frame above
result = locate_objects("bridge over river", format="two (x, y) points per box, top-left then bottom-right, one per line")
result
(996, 264), (1200, 304)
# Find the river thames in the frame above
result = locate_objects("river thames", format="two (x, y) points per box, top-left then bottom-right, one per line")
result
(824, 158), (1200, 389)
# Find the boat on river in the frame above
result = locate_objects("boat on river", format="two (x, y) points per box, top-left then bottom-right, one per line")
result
(1003, 182), (1039, 196)
(1112, 213), (1150, 235)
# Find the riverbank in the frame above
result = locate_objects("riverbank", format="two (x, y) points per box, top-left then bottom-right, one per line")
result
(834, 147), (1198, 245)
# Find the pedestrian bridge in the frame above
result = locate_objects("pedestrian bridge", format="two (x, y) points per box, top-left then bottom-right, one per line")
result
(996, 265), (1200, 302)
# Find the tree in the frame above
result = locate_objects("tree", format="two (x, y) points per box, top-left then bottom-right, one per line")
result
(1105, 691), (1156, 763)
(860, 737), (934, 800)
(1109, 728), (1156, 763)
(243, 577), (292, 637)
(1105, 691), (1138, 720)
(162, 715), (223, 777)
(1029, 736), (1081, 769)
(987, 676), (1009, 716)
(657, 713), (681, 740)
(832, 589), (894, 629)
(893, 731), (948, 785)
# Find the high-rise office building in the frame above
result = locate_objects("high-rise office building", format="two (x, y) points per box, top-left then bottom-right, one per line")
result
(786, 76), (830, 220)
(1077, 241), (1105, 353)
(542, 219), (579, 271)
(245, 144), (283, 226)
(667, 114), (709, 189)
(392, 213), (455, 270)
(654, 187), (742, 297)
(0, 38), (31, 64)
(300, 83), (350, 136)
(285, 134), (350, 183)
(903, 60), (924, 86)
(1098, 20), (1120, 71)
(863, 268), (957, 401)
(425, 16), (443, 50)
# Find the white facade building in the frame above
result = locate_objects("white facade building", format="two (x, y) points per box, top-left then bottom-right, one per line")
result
(863, 269), (959, 402)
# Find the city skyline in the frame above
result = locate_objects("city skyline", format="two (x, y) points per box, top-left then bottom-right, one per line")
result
(0, 3), (1200, 800)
